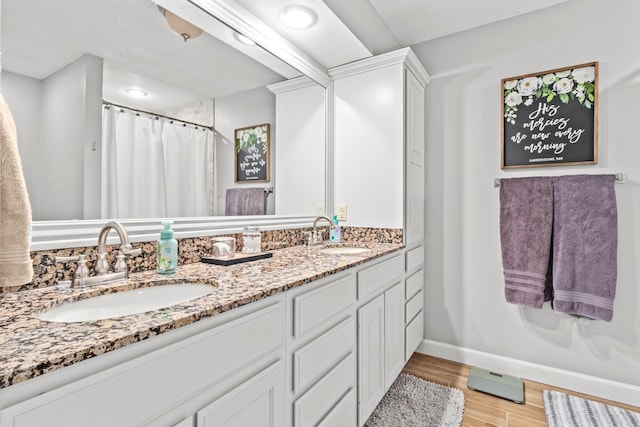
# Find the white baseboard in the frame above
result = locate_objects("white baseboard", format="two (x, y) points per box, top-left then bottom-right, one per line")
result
(417, 339), (640, 407)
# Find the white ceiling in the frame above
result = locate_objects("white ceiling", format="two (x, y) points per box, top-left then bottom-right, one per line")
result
(240, 0), (571, 60)
(0, 0), (572, 112)
(365, 0), (570, 47)
(0, 0), (296, 112)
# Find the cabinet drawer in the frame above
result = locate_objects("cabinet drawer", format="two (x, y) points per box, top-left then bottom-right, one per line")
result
(317, 387), (356, 427)
(406, 245), (424, 272)
(293, 274), (356, 339)
(405, 310), (424, 360)
(405, 289), (423, 324)
(405, 269), (423, 300)
(293, 317), (354, 394)
(293, 352), (355, 427)
(357, 254), (404, 300)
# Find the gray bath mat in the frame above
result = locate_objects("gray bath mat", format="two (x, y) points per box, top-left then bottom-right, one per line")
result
(544, 390), (640, 427)
(365, 373), (465, 427)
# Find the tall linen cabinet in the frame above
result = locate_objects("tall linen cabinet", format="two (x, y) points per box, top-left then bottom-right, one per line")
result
(331, 47), (430, 426)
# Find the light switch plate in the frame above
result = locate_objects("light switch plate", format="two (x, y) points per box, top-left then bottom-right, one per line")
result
(315, 204), (325, 215)
(337, 204), (347, 221)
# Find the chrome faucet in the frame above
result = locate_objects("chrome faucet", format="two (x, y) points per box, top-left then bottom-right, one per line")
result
(56, 221), (142, 288)
(310, 216), (336, 245)
(96, 221), (140, 275)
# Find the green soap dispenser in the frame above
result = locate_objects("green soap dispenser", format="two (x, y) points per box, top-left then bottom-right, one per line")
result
(330, 214), (341, 243)
(157, 221), (178, 274)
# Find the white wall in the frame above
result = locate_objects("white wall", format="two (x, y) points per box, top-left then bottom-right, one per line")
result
(413, 0), (640, 402)
(214, 86), (275, 216)
(273, 81), (325, 216)
(2, 55), (103, 221)
(1, 71), (43, 219)
(36, 54), (103, 220)
(81, 55), (104, 220)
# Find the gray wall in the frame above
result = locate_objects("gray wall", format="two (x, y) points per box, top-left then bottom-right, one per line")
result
(413, 0), (639, 392)
(214, 86), (276, 216)
(2, 54), (103, 221)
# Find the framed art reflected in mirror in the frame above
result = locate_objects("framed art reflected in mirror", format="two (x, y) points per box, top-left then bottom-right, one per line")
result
(235, 123), (270, 183)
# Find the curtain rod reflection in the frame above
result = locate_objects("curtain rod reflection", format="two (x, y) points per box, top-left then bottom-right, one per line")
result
(102, 100), (215, 132)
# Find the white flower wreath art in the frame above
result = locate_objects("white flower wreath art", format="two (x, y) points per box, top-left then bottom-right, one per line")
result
(503, 64), (596, 123)
(235, 124), (269, 152)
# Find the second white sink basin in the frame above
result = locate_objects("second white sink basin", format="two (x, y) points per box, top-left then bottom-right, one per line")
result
(318, 247), (371, 255)
(38, 284), (216, 323)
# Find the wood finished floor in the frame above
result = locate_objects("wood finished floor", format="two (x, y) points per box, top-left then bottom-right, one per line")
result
(402, 353), (640, 427)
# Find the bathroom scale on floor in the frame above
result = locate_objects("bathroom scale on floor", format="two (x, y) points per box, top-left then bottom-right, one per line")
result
(467, 366), (524, 403)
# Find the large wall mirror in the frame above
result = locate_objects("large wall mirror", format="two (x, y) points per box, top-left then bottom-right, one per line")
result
(1, 0), (331, 249)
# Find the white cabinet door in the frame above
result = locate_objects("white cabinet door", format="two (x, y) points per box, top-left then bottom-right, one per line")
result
(197, 361), (284, 427)
(357, 295), (385, 426)
(405, 67), (425, 245)
(384, 282), (405, 389)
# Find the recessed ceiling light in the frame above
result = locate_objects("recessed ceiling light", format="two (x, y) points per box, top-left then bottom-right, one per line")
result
(126, 88), (148, 98)
(279, 5), (317, 29)
(233, 32), (256, 46)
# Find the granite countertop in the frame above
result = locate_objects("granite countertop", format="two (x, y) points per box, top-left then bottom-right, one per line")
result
(0, 242), (403, 389)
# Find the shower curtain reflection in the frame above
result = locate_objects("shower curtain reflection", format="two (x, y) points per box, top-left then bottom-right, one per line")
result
(101, 106), (213, 219)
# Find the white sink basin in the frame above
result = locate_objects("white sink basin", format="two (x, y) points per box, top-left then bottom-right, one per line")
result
(38, 284), (216, 323)
(318, 247), (371, 255)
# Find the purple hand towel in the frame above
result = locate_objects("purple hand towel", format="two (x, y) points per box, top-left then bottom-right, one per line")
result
(225, 188), (265, 216)
(499, 177), (554, 308)
(552, 175), (618, 321)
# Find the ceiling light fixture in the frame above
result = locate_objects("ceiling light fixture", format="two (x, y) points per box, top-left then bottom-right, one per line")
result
(279, 5), (317, 29)
(233, 32), (256, 46)
(126, 88), (148, 98)
(158, 6), (203, 42)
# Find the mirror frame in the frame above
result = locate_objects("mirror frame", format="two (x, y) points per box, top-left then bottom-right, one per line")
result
(30, 0), (334, 250)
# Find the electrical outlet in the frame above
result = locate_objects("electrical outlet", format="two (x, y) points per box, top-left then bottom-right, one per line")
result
(315, 204), (325, 215)
(337, 204), (347, 221)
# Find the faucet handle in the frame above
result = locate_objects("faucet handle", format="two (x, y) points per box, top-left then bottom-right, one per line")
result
(121, 243), (142, 256)
(96, 253), (110, 275)
(114, 252), (127, 273)
(114, 247), (140, 273)
(123, 248), (142, 256)
(56, 255), (89, 287)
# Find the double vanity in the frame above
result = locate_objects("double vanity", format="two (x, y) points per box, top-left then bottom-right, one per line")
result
(1, 1), (430, 423)
(0, 241), (425, 427)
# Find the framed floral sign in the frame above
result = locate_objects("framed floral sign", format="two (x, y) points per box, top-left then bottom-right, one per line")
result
(235, 123), (270, 182)
(501, 62), (598, 169)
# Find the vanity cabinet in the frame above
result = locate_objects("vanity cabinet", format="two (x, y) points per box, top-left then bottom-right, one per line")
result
(0, 250), (414, 427)
(0, 297), (286, 427)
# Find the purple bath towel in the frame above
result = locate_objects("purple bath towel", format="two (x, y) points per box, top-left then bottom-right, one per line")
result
(552, 175), (618, 321)
(499, 177), (554, 308)
(225, 188), (265, 216)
